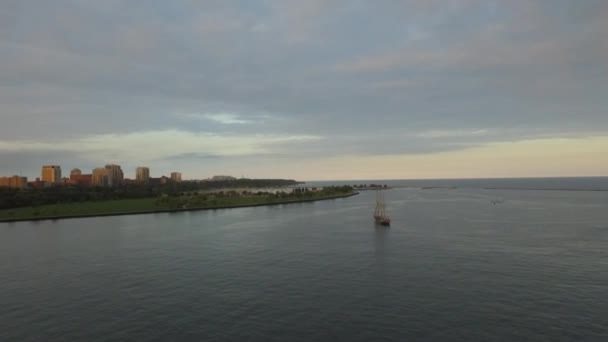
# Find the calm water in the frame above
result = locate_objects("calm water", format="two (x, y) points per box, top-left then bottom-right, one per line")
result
(306, 176), (608, 191)
(2, 187), (608, 341)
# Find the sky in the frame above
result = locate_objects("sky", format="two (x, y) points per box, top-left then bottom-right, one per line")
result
(1, 0), (607, 181)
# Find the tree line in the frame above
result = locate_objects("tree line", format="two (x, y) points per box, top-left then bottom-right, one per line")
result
(154, 186), (355, 209)
(0, 178), (301, 210)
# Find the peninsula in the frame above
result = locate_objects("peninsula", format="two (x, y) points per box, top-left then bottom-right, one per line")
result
(0, 185), (356, 223)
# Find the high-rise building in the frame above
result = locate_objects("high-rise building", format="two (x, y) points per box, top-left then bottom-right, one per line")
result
(70, 168), (82, 177)
(136, 167), (150, 183)
(41, 165), (61, 183)
(92, 168), (109, 187)
(105, 164), (124, 186)
(171, 172), (182, 183)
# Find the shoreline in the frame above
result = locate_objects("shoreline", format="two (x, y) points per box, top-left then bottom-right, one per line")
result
(0, 192), (359, 224)
(390, 186), (608, 192)
(481, 187), (608, 192)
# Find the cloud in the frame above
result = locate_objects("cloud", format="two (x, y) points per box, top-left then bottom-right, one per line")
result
(0, 130), (323, 164)
(333, 35), (580, 74)
(269, 136), (608, 180)
(1, 1), (608, 178)
(265, 0), (336, 43)
(414, 129), (489, 139)
(201, 113), (251, 125)
(333, 2), (608, 74)
(174, 135), (608, 181)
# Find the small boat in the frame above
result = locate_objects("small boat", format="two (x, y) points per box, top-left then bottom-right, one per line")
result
(373, 190), (391, 226)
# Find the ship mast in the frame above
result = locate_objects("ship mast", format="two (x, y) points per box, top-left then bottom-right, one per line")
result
(374, 190), (385, 218)
(380, 191), (385, 217)
(373, 189), (391, 225)
(374, 191), (379, 217)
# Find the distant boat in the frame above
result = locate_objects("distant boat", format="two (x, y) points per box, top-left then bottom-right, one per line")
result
(373, 190), (391, 226)
(491, 198), (505, 205)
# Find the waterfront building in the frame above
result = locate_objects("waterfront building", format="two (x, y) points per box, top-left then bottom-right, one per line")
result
(92, 168), (109, 187)
(171, 172), (182, 183)
(41, 165), (62, 183)
(12, 176), (27, 188)
(136, 167), (150, 183)
(68, 168), (92, 187)
(0, 175), (28, 189)
(70, 174), (93, 187)
(105, 164), (124, 186)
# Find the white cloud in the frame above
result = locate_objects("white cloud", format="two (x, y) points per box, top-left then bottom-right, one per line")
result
(178, 112), (279, 125)
(0, 130), (323, 163)
(413, 129), (489, 138)
(176, 112), (251, 124)
(203, 113), (251, 124)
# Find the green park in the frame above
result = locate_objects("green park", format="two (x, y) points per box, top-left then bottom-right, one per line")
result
(0, 186), (356, 222)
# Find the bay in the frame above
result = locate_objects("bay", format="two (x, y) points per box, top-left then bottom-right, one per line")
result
(1, 184), (608, 341)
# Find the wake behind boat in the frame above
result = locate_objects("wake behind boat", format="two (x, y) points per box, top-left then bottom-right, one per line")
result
(373, 190), (391, 226)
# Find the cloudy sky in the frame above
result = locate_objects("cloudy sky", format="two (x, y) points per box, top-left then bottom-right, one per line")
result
(1, 0), (607, 180)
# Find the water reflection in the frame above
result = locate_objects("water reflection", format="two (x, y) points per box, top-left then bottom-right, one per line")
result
(373, 224), (389, 258)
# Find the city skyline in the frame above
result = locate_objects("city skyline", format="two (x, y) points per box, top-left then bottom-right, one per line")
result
(1, 164), (185, 183)
(1, 1), (607, 180)
(0, 162), (186, 189)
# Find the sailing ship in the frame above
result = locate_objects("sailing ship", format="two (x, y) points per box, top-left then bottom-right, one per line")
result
(373, 190), (391, 226)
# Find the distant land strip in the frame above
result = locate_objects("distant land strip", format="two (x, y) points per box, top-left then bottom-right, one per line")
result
(390, 186), (608, 192)
(481, 187), (608, 192)
(0, 192), (359, 223)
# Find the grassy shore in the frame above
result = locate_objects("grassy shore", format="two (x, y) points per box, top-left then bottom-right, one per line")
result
(0, 192), (357, 222)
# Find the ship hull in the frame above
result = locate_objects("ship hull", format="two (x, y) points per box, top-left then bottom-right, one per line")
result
(374, 216), (391, 226)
